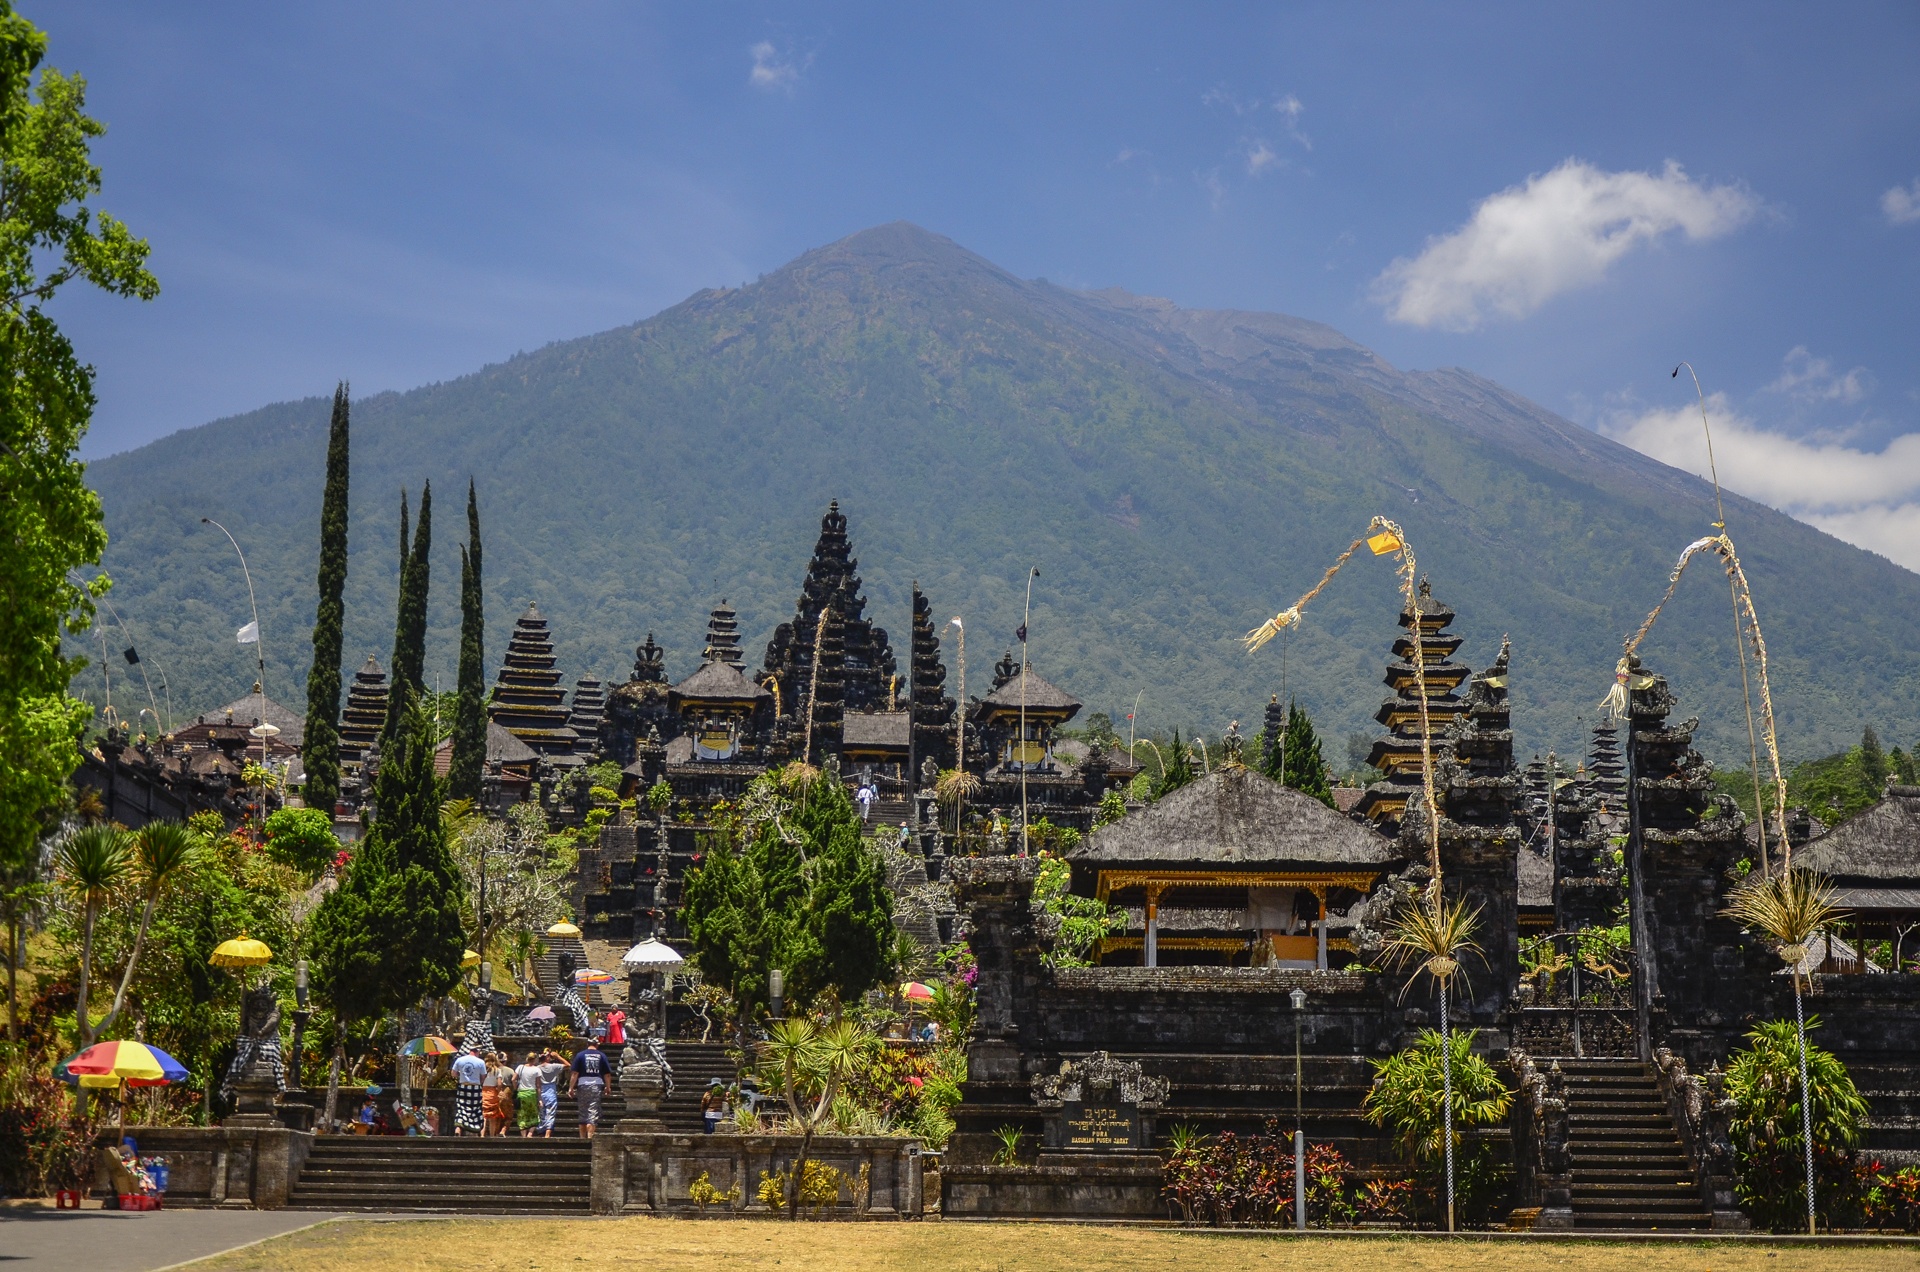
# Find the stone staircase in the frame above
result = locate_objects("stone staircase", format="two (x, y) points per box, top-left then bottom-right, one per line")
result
(285, 1136), (592, 1213)
(1561, 1058), (1712, 1230)
(660, 1040), (739, 1134)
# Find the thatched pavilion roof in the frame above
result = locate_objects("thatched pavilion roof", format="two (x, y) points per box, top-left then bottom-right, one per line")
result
(1069, 765), (1394, 878)
(1798, 785), (1920, 884)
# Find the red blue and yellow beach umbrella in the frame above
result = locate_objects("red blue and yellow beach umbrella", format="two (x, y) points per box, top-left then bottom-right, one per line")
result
(58, 1040), (190, 1089)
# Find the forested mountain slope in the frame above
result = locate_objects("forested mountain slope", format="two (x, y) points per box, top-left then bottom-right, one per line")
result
(83, 223), (1920, 761)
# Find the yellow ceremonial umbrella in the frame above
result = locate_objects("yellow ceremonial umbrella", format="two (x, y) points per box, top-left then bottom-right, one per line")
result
(545, 921), (581, 938)
(209, 934), (273, 968)
(461, 949), (482, 969)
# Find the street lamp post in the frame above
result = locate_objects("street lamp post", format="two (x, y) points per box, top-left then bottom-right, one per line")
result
(1018, 566), (1038, 856)
(769, 968), (784, 1022)
(1291, 986), (1307, 1230)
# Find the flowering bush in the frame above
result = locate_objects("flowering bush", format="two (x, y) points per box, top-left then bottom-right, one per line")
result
(1161, 1122), (1375, 1227)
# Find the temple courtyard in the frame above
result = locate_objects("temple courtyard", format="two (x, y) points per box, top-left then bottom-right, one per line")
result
(6, 1212), (1911, 1272)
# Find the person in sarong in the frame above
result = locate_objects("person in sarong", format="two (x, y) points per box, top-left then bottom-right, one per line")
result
(536, 1049), (567, 1138)
(480, 1053), (509, 1137)
(513, 1052), (542, 1135)
(451, 1047), (487, 1135)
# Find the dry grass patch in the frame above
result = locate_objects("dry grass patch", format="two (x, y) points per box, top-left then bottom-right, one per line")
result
(197, 1218), (1915, 1272)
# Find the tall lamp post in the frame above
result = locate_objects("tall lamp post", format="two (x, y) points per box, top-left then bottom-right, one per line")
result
(1291, 986), (1307, 1230)
(289, 959), (311, 1091)
(1017, 567), (1038, 856)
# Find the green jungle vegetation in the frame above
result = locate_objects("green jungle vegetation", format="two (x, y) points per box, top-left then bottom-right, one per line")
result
(78, 223), (1920, 764)
(1713, 725), (1918, 828)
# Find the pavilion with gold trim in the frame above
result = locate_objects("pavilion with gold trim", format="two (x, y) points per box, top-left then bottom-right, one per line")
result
(1066, 764), (1396, 969)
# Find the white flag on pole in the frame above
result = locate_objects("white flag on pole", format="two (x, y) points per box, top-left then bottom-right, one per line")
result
(236, 620), (259, 645)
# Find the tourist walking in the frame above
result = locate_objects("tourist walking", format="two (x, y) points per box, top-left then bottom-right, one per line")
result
(481, 1052), (509, 1137)
(513, 1052), (542, 1136)
(603, 1007), (627, 1048)
(451, 1046), (487, 1136)
(536, 1048), (568, 1138)
(569, 1038), (609, 1139)
(856, 780), (875, 822)
(700, 1078), (725, 1134)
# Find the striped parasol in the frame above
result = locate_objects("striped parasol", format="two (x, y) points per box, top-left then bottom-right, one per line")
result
(59, 1040), (190, 1089)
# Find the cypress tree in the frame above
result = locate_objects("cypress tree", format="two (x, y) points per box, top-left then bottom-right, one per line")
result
(1860, 725), (1889, 798)
(447, 481), (486, 801)
(301, 383), (350, 815)
(383, 482), (432, 742)
(1154, 729), (1196, 799)
(1280, 699), (1336, 808)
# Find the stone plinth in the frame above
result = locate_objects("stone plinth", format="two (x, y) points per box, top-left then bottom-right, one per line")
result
(942, 1151), (1163, 1219)
(588, 1129), (923, 1217)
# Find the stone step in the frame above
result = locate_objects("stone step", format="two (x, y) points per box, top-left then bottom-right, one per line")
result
(1574, 1168), (1697, 1191)
(1573, 1213), (1712, 1230)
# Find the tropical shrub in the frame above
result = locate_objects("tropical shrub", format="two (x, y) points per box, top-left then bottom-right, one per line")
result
(1362, 1028), (1513, 1227)
(1725, 1016), (1867, 1230)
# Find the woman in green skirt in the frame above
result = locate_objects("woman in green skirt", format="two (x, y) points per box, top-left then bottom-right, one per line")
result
(513, 1051), (542, 1135)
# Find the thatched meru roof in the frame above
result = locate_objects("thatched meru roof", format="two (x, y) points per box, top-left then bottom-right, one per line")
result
(672, 657), (770, 703)
(207, 689), (305, 748)
(1798, 786), (1920, 883)
(1069, 766), (1394, 872)
(976, 667), (1080, 715)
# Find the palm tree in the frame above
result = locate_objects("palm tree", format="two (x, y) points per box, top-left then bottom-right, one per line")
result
(1723, 866), (1843, 1235)
(1381, 891), (1483, 1233)
(55, 826), (133, 1051)
(94, 821), (201, 1041)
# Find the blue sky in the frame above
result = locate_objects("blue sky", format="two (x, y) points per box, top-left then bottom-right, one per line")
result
(38, 2), (1920, 565)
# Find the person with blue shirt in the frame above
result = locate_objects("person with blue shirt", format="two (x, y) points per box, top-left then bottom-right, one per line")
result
(569, 1038), (610, 1138)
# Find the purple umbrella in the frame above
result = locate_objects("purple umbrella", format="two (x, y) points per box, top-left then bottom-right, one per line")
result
(526, 1005), (556, 1022)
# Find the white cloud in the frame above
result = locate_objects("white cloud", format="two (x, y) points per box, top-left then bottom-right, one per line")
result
(1374, 159), (1757, 331)
(1273, 94), (1309, 150)
(1883, 179), (1920, 225)
(748, 41), (799, 92)
(1244, 140), (1278, 176)
(1602, 391), (1920, 572)
(1766, 345), (1872, 406)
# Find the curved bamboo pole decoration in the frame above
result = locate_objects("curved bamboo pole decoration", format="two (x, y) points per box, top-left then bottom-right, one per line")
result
(1244, 516), (1444, 897)
(1600, 532), (1792, 867)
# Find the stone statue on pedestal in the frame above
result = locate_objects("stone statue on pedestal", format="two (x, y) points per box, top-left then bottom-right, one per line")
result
(221, 982), (286, 1123)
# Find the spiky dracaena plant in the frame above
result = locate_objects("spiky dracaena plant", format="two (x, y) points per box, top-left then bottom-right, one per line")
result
(1723, 867), (1844, 1234)
(1380, 892), (1484, 1233)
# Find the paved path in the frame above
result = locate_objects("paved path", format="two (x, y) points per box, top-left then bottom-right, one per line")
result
(0, 1206), (338, 1271)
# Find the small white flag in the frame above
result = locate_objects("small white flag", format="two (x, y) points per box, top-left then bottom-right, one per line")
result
(236, 620), (259, 645)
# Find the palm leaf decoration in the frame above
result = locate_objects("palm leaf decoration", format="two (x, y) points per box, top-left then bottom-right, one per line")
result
(1381, 893), (1484, 998)
(1723, 867), (1843, 968)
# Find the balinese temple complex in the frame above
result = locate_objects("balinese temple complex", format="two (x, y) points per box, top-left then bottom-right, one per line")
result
(77, 494), (1920, 1231)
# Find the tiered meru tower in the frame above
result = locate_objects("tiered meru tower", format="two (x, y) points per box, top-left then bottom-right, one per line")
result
(568, 677), (606, 762)
(338, 655), (390, 778)
(1354, 580), (1475, 835)
(909, 584), (955, 774)
(487, 603), (582, 766)
(759, 501), (897, 762)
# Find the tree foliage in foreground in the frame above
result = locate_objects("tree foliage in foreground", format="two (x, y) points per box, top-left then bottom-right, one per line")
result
(0, 2), (156, 877)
